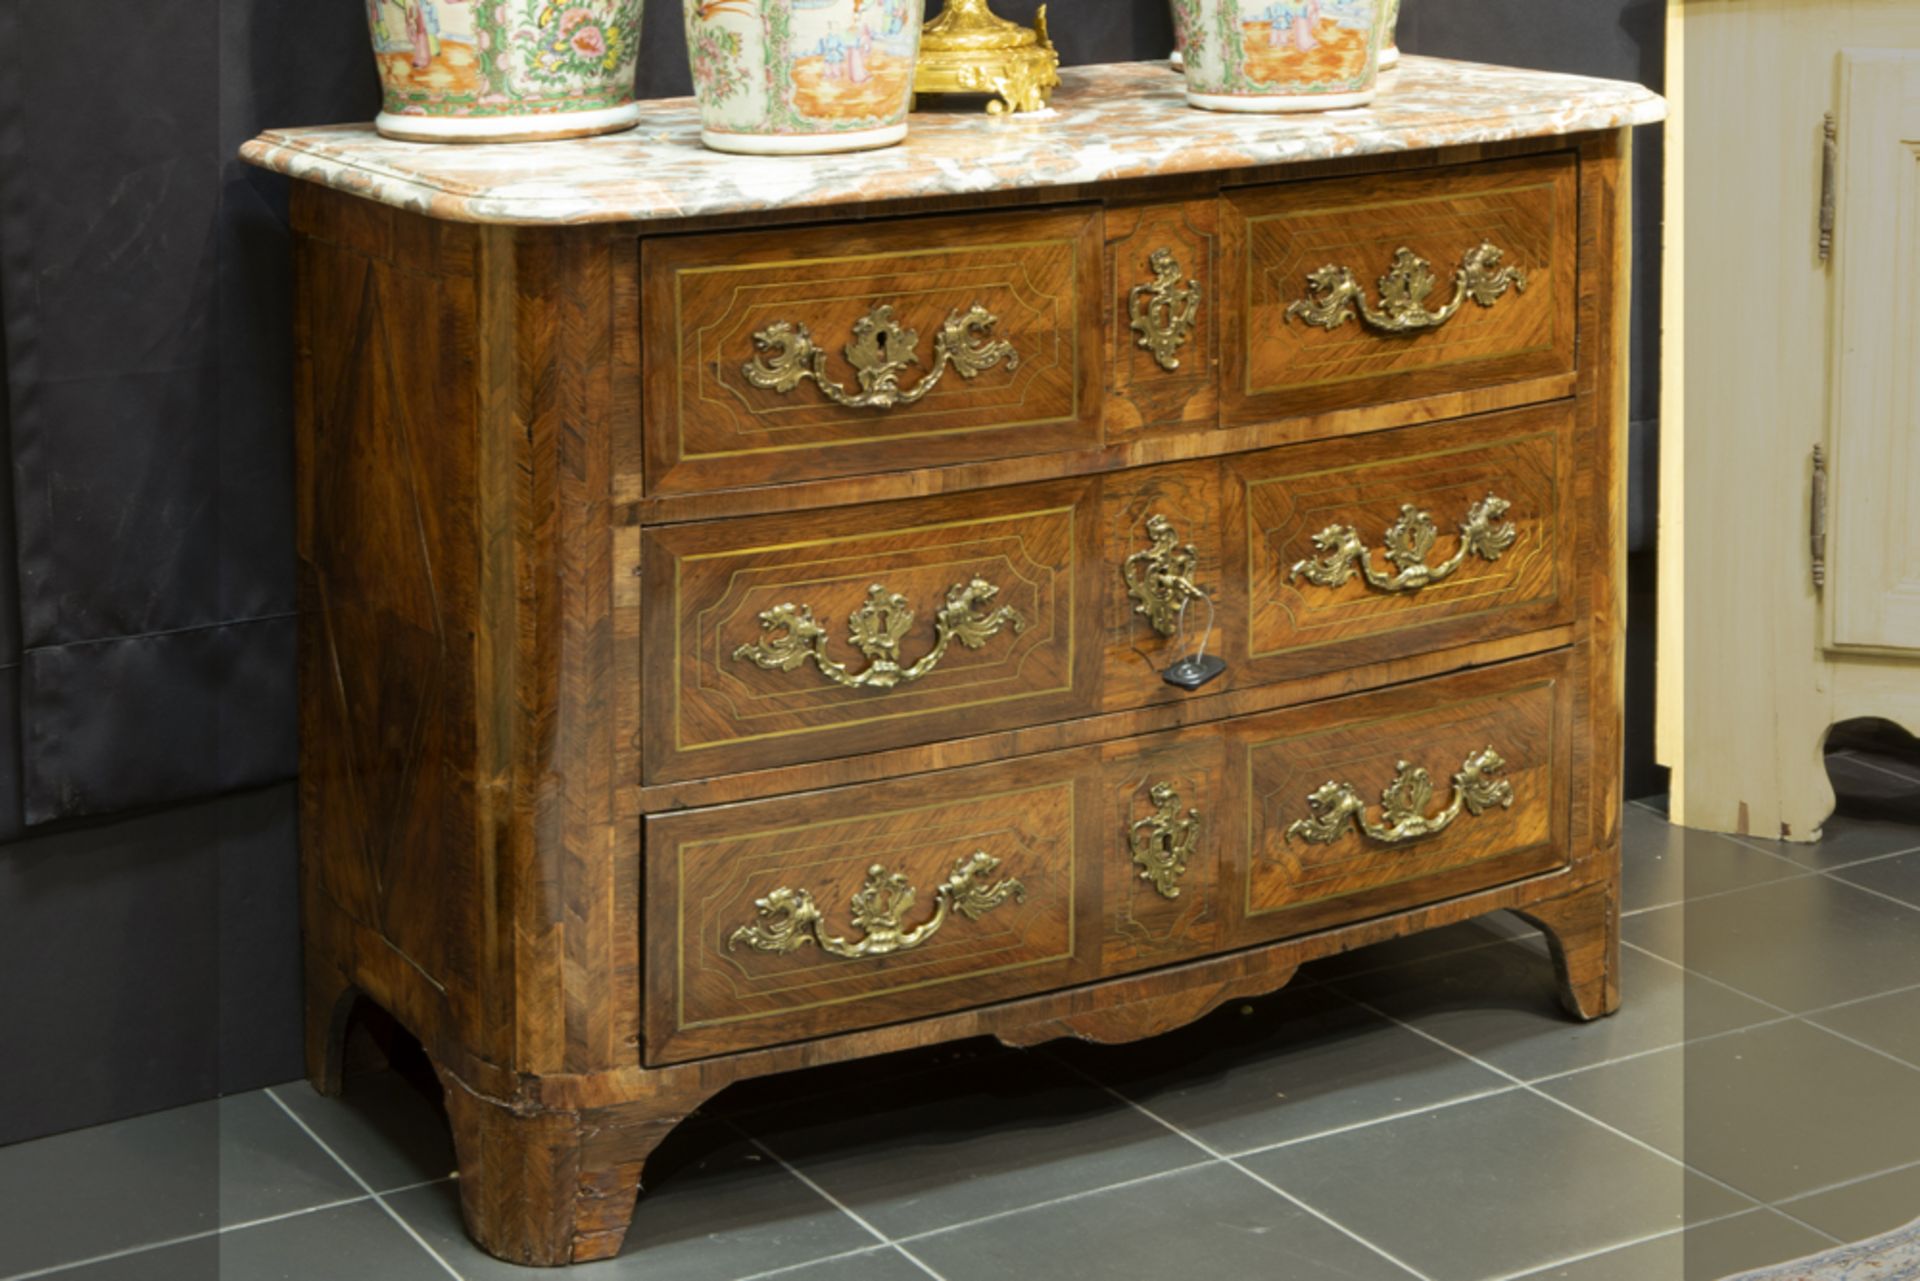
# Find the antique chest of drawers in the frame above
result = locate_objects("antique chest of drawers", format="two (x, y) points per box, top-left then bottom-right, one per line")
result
(244, 58), (1665, 1265)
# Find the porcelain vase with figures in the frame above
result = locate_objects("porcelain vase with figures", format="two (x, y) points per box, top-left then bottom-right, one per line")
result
(685, 0), (924, 155)
(1178, 0), (1387, 113)
(366, 0), (646, 142)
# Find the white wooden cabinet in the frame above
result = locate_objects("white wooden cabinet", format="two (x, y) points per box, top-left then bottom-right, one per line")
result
(1661, 0), (1920, 840)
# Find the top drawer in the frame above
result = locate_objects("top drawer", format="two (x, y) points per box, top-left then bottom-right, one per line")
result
(641, 207), (1105, 495)
(1221, 152), (1578, 435)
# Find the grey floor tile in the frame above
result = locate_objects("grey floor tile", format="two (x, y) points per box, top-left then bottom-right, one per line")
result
(1808, 986), (1920, 1069)
(1621, 805), (1803, 914)
(1051, 984), (1509, 1155)
(1834, 848), (1920, 910)
(1507, 1209), (1831, 1281)
(1538, 1020), (1920, 1204)
(739, 1049), (1206, 1240)
(762, 1247), (938, 1281)
(271, 1077), (456, 1194)
(1333, 937), (1779, 1083)
(1240, 1089), (1752, 1281)
(1728, 802), (1920, 871)
(1295, 912), (1538, 983)
(1624, 875), (1920, 1012)
(44, 1202), (445, 1281)
(905, 1161), (1417, 1281)
(1778, 1160), (1920, 1244)
(387, 1119), (874, 1280)
(0, 1091), (362, 1277)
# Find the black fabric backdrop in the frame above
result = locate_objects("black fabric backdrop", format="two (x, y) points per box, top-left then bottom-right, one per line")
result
(0, 0), (1663, 1144)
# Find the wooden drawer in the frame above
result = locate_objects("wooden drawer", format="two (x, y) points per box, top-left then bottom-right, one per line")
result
(641, 207), (1104, 495)
(1238, 651), (1573, 942)
(644, 735), (1234, 1065)
(1229, 402), (1575, 683)
(641, 478), (1100, 785)
(1102, 402), (1574, 702)
(644, 754), (1101, 1065)
(1221, 152), (1578, 435)
(643, 650), (1571, 1064)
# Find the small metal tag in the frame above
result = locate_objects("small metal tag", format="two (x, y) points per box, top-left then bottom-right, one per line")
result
(1162, 653), (1227, 691)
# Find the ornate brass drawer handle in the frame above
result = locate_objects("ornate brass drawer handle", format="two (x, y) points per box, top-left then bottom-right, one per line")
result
(733, 577), (1027, 692)
(1290, 494), (1518, 595)
(1124, 514), (1209, 637)
(1286, 243), (1528, 334)
(1129, 248), (1202, 372)
(743, 302), (1019, 411)
(1130, 782), (1200, 900)
(728, 852), (1026, 959)
(1286, 747), (1516, 846)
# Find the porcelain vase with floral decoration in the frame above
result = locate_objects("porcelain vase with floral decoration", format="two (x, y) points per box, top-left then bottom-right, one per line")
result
(365, 0), (646, 141)
(685, 0), (924, 155)
(1380, 0), (1400, 69)
(1180, 0), (1387, 113)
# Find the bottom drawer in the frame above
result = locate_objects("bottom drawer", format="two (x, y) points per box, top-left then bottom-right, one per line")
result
(644, 649), (1575, 1065)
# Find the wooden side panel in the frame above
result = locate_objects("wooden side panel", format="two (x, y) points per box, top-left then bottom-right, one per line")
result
(641, 207), (1105, 494)
(645, 756), (1099, 1064)
(642, 478), (1100, 783)
(1222, 151), (1578, 432)
(1240, 651), (1574, 940)
(294, 193), (489, 1053)
(1106, 198), (1220, 439)
(1231, 403), (1575, 685)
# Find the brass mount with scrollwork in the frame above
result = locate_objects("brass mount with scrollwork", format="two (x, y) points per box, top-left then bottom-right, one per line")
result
(1129, 248), (1203, 372)
(1290, 494), (1518, 595)
(732, 578), (1027, 692)
(1285, 747), (1516, 846)
(913, 0), (1061, 114)
(1286, 243), (1529, 334)
(1123, 514), (1209, 637)
(728, 852), (1026, 960)
(1130, 781), (1201, 900)
(743, 303), (1018, 411)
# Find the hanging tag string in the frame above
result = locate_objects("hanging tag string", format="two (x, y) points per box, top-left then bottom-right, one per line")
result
(1173, 588), (1215, 673)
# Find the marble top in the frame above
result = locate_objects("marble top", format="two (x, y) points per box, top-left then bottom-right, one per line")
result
(240, 57), (1665, 227)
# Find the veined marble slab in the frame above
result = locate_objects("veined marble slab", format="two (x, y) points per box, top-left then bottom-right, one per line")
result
(240, 57), (1664, 226)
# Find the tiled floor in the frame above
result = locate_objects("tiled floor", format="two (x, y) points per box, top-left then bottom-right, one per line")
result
(4, 750), (1919, 1281)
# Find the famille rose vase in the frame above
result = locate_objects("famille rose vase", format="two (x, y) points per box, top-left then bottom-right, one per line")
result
(366, 0), (645, 142)
(1178, 0), (1387, 113)
(684, 0), (924, 154)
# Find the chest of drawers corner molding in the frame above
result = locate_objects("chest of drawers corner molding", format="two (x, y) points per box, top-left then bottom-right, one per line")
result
(282, 104), (1640, 1266)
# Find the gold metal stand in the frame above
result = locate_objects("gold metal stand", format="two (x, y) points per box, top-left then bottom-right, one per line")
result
(914, 0), (1061, 115)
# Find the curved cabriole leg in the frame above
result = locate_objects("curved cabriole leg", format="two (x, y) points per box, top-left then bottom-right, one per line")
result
(438, 1066), (685, 1267)
(1513, 883), (1620, 1022)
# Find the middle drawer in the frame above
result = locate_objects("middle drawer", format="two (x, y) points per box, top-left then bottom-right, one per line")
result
(642, 401), (1575, 784)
